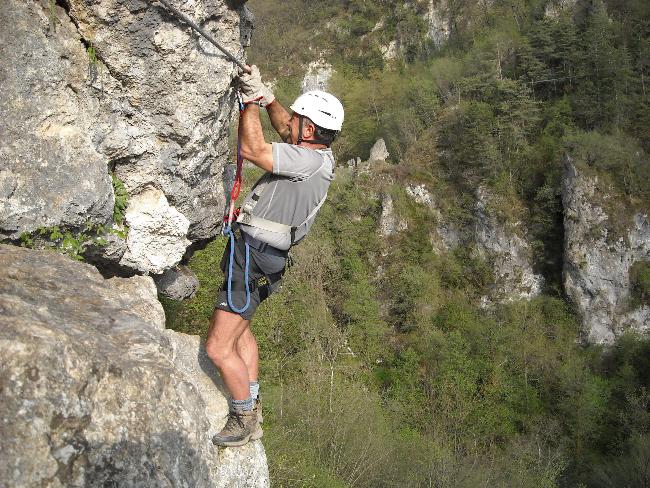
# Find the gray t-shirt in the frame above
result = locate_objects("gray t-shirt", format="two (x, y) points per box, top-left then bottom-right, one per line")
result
(239, 142), (335, 250)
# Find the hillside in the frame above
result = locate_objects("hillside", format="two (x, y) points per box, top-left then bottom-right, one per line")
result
(163, 0), (650, 486)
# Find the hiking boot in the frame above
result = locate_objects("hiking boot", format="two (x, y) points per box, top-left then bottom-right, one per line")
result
(212, 410), (262, 447)
(254, 397), (263, 424)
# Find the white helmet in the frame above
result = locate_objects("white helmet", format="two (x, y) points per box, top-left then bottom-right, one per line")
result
(290, 90), (344, 131)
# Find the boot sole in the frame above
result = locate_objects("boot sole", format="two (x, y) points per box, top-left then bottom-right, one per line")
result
(213, 427), (263, 448)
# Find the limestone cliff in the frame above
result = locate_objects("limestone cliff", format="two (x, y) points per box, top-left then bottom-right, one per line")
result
(0, 244), (269, 487)
(0, 0), (252, 277)
(562, 158), (650, 344)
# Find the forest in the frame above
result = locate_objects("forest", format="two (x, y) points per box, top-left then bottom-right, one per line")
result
(162, 0), (650, 486)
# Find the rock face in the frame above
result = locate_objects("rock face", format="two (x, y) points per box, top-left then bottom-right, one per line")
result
(0, 244), (269, 487)
(474, 187), (543, 303)
(0, 0), (253, 275)
(426, 0), (451, 47)
(301, 60), (333, 93)
(562, 160), (650, 344)
(379, 193), (408, 237)
(405, 184), (461, 252)
(544, 0), (577, 18)
(0, 1), (115, 239)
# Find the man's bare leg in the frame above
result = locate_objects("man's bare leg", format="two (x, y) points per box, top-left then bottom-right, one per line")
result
(237, 327), (259, 383)
(205, 308), (250, 400)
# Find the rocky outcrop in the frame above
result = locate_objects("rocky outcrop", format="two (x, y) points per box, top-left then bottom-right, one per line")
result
(380, 41), (399, 61)
(562, 159), (650, 344)
(379, 193), (407, 237)
(405, 184), (461, 252)
(120, 187), (191, 274)
(369, 138), (390, 163)
(352, 139), (390, 175)
(0, 244), (269, 487)
(474, 187), (543, 303)
(301, 60), (333, 93)
(426, 0), (451, 47)
(544, 0), (577, 18)
(0, 0), (253, 276)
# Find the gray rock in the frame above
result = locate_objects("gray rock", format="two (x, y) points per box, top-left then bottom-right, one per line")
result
(0, 0), (252, 275)
(380, 40), (399, 60)
(107, 274), (167, 329)
(0, 244), (269, 487)
(426, 0), (452, 47)
(119, 187), (191, 274)
(369, 139), (389, 162)
(474, 187), (543, 303)
(301, 60), (333, 93)
(0, 1), (114, 240)
(406, 184), (434, 207)
(544, 0), (577, 18)
(562, 159), (650, 344)
(379, 193), (407, 237)
(405, 184), (461, 252)
(155, 265), (200, 300)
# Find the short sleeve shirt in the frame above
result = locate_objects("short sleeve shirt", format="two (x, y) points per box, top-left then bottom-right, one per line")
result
(239, 143), (335, 250)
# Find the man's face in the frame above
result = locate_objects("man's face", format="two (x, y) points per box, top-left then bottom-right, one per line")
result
(286, 113), (315, 145)
(286, 112), (300, 144)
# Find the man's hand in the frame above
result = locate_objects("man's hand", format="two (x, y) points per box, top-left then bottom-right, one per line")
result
(238, 65), (275, 107)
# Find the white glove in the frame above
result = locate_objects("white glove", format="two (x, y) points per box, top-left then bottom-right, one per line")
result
(238, 65), (275, 106)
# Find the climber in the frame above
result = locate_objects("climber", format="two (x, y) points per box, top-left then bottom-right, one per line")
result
(206, 65), (344, 447)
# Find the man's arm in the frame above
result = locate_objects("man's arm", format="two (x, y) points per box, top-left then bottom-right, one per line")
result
(239, 104), (274, 172)
(265, 100), (291, 142)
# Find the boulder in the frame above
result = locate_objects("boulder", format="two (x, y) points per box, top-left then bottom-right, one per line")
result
(368, 138), (390, 162)
(0, 0), (254, 275)
(562, 159), (650, 344)
(119, 187), (191, 274)
(154, 265), (201, 300)
(0, 244), (269, 487)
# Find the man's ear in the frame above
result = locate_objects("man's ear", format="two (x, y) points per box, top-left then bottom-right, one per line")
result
(303, 121), (316, 139)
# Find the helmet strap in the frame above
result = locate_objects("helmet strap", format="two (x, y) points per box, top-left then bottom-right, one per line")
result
(296, 114), (305, 145)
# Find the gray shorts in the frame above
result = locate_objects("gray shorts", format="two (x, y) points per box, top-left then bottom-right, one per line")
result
(215, 230), (287, 320)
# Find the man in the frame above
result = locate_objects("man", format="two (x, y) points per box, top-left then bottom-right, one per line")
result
(206, 65), (344, 447)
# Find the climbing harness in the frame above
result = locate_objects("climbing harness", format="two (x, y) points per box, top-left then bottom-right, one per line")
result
(236, 177), (329, 246)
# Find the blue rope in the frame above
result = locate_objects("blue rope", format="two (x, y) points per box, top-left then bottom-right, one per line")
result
(222, 91), (251, 314)
(224, 225), (251, 314)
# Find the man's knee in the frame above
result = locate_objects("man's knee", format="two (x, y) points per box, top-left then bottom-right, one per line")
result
(205, 338), (234, 367)
(205, 310), (248, 366)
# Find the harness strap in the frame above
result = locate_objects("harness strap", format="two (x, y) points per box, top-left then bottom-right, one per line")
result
(237, 191), (328, 244)
(237, 212), (292, 234)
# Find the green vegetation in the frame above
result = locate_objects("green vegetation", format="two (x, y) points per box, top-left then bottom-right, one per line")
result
(48, 0), (60, 33)
(19, 221), (111, 261)
(630, 261), (650, 306)
(161, 0), (650, 485)
(111, 173), (129, 226)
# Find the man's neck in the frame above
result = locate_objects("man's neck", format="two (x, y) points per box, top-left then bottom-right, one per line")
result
(297, 141), (328, 150)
